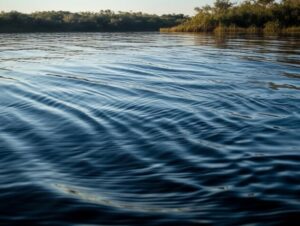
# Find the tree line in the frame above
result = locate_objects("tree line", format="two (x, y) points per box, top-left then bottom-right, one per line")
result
(0, 11), (188, 32)
(161, 0), (300, 33)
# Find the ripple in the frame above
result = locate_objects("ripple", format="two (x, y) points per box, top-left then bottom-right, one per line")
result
(0, 33), (300, 225)
(53, 183), (189, 214)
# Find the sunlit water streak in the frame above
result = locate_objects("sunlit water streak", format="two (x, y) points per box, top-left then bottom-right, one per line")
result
(0, 33), (300, 225)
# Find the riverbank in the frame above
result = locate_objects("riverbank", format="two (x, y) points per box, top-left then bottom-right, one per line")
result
(160, 26), (300, 35)
(0, 11), (187, 33)
(160, 0), (299, 35)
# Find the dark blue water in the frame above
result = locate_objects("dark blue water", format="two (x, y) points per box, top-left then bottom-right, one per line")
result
(0, 33), (300, 225)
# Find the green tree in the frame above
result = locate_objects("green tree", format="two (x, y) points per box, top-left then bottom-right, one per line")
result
(214, 0), (234, 12)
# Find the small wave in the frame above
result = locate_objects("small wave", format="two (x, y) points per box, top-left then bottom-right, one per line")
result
(0, 33), (299, 225)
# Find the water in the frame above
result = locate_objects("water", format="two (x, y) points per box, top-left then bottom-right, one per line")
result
(0, 33), (300, 225)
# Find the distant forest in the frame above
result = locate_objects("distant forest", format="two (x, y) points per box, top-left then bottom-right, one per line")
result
(0, 11), (188, 32)
(161, 0), (300, 33)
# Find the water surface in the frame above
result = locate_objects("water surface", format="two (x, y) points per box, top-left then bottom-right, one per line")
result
(0, 33), (300, 225)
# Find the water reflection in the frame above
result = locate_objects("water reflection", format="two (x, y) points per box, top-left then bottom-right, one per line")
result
(0, 33), (299, 225)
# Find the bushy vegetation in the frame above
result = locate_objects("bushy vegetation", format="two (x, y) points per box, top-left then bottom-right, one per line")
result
(161, 0), (300, 33)
(0, 11), (188, 32)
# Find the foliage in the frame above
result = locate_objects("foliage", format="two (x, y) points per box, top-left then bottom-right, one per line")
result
(0, 11), (188, 32)
(161, 0), (300, 33)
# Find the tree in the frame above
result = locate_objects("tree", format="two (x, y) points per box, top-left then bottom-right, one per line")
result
(194, 7), (201, 12)
(162, 0), (300, 33)
(257, 0), (275, 6)
(214, 0), (234, 11)
(0, 11), (188, 32)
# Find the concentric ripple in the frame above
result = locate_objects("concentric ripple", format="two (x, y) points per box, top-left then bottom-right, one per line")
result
(0, 33), (300, 225)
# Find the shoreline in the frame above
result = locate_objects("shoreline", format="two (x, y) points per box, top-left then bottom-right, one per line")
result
(160, 26), (300, 35)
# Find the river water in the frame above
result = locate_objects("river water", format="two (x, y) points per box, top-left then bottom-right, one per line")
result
(0, 33), (300, 225)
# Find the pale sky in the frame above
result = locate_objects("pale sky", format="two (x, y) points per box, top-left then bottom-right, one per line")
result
(0, 0), (215, 15)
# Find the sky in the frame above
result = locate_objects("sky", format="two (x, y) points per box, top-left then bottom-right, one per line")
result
(0, 0), (215, 15)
